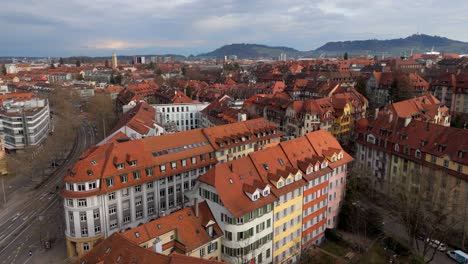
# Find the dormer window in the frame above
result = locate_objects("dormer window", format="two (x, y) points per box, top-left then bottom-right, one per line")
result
(262, 188), (269, 196)
(415, 150), (421, 159)
(286, 177), (293, 185)
(338, 153), (343, 160)
(295, 172), (302, 181)
(91, 160), (97, 166)
(86, 169), (93, 176)
(129, 160), (137, 167)
(262, 163), (270, 171)
(116, 163), (124, 170)
(277, 181), (284, 188)
(306, 167), (313, 174)
(252, 193), (260, 201)
(315, 165), (319, 171)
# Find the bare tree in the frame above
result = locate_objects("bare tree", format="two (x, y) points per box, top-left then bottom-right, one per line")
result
(84, 93), (117, 140)
(395, 168), (461, 263)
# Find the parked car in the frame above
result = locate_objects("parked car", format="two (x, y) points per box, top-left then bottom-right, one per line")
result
(426, 238), (447, 251)
(447, 250), (468, 264)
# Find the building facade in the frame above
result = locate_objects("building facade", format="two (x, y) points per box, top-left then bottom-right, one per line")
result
(61, 119), (280, 257)
(0, 95), (50, 150)
(154, 102), (209, 132)
(355, 112), (468, 246)
(192, 130), (353, 264)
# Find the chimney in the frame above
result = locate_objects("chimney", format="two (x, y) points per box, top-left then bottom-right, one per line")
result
(237, 112), (247, 122)
(152, 237), (163, 254)
(193, 198), (199, 218)
(404, 117), (411, 127)
(374, 108), (379, 120)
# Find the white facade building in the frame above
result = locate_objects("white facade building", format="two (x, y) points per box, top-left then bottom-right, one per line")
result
(0, 98), (50, 150)
(154, 102), (209, 132)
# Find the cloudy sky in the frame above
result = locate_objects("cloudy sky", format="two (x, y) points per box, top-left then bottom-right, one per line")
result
(1, 0), (468, 57)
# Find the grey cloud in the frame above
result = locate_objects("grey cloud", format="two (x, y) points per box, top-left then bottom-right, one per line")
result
(0, 0), (467, 56)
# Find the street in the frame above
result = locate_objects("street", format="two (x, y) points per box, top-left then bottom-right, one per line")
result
(0, 121), (95, 264)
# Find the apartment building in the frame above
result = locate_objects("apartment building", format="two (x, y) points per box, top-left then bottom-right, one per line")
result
(0, 93), (50, 150)
(154, 102), (209, 132)
(99, 101), (165, 145)
(249, 146), (305, 264)
(120, 201), (223, 261)
(389, 94), (450, 126)
(61, 118), (280, 257)
(284, 92), (367, 140)
(202, 118), (281, 163)
(355, 112), (468, 245)
(194, 158), (276, 264)
(192, 130), (353, 264)
(432, 72), (468, 123)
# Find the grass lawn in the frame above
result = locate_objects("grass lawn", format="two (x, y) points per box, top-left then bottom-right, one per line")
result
(359, 244), (388, 264)
(321, 240), (349, 257)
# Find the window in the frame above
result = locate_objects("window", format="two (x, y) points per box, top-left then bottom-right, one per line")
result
(147, 182), (153, 188)
(88, 182), (96, 189)
(415, 149), (421, 159)
(77, 184), (86, 191)
(136, 210), (143, 218)
(116, 163), (124, 170)
(182, 159), (187, 167)
(67, 199), (73, 207)
(93, 210), (99, 220)
(108, 192), (115, 200)
(122, 188), (129, 196)
(109, 206), (117, 215)
(120, 174), (128, 183)
(135, 185), (141, 192)
(83, 243), (90, 251)
(106, 177), (114, 187)
(200, 247), (206, 257)
(145, 167), (153, 176)
(94, 225), (101, 234)
(192, 157), (197, 164)
(129, 160), (137, 166)
(110, 220), (118, 229)
(133, 170), (141, 180)
(81, 227), (88, 236)
(160, 164), (166, 173)
(78, 199), (87, 207)
(80, 212), (87, 222)
(444, 160), (449, 168)
(171, 162), (177, 169)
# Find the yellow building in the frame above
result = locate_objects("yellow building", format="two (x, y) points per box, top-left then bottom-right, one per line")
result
(271, 174), (304, 264)
(331, 102), (351, 139)
(249, 146), (306, 264)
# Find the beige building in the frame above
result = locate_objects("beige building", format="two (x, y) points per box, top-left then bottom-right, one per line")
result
(356, 112), (468, 247)
(121, 201), (223, 261)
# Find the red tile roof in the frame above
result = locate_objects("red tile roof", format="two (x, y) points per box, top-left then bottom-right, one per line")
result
(121, 201), (222, 252)
(76, 232), (223, 264)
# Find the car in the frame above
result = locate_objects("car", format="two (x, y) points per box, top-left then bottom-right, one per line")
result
(447, 250), (468, 264)
(426, 238), (447, 251)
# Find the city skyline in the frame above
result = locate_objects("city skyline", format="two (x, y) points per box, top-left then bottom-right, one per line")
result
(1, 0), (468, 57)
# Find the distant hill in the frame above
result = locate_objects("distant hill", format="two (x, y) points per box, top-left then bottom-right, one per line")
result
(197, 43), (305, 59)
(315, 34), (468, 55)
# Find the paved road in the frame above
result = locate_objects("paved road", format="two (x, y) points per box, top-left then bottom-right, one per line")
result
(0, 121), (95, 263)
